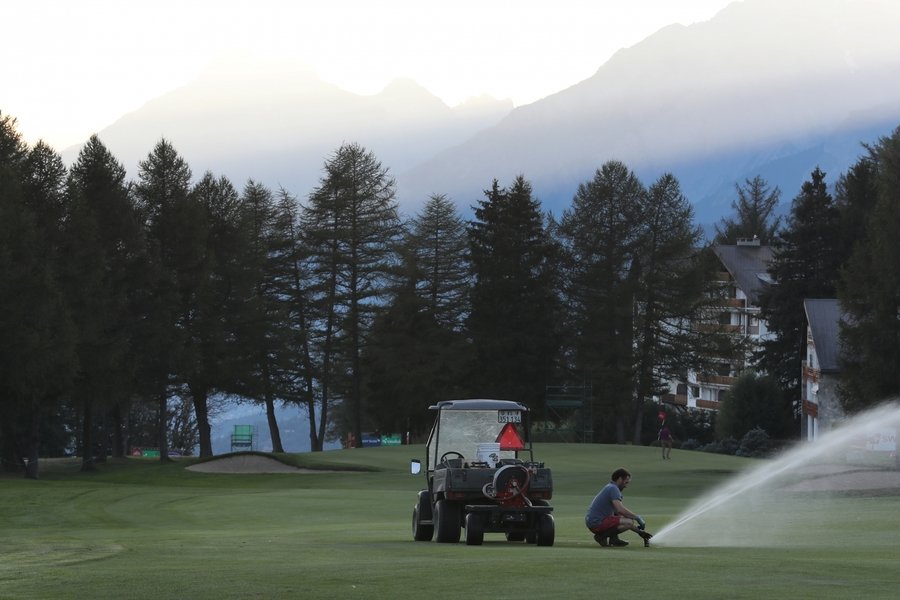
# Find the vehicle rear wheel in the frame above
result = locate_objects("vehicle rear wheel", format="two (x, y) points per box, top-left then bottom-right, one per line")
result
(465, 512), (484, 545)
(536, 513), (555, 547)
(526, 500), (550, 544)
(434, 499), (461, 543)
(412, 491), (434, 541)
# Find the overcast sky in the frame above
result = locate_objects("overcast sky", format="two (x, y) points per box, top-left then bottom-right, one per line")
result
(3, 0), (735, 150)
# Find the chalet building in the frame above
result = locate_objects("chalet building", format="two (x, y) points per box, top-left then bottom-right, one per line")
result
(801, 299), (846, 440)
(664, 237), (774, 410)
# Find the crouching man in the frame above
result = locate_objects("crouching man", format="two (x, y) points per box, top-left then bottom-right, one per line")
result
(585, 467), (654, 547)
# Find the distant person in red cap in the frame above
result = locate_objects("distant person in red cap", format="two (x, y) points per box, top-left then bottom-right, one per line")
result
(658, 423), (675, 459)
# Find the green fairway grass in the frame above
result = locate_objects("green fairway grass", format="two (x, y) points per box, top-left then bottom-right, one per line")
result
(2, 444), (898, 599)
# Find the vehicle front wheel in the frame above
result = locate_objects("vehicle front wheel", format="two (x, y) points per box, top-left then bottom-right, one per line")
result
(433, 499), (461, 543)
(412, 491), (434, 541)
(465, 512), (484, 546)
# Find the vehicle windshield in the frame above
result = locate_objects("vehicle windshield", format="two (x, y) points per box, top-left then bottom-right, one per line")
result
(427, 409), (527, 468)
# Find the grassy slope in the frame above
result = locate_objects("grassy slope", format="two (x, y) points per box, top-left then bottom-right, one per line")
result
(1, 445), (898, 600)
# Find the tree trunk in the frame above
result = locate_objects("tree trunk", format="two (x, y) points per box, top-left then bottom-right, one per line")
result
(0, 417), (23, 473)
(111, 402), (126, 458)
(157, 391), (171, 463)
(80, 398), (95, 471)
(265, 395), (284, 453)
(615, 415), (627, 445)
(631, 406), (645, 446)
(190, 383), (213, 457)
(25, 410), (41, 480)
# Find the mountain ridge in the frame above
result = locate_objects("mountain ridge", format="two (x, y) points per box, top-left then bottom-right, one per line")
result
(62, 0), (900, 224)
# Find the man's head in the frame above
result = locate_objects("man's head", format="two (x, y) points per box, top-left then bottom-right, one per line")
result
(610, 467), (632, 490)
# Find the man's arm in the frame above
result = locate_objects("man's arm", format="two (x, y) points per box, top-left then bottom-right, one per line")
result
(611, 499), (638, 519)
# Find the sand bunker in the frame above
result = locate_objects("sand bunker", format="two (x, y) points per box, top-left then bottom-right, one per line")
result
(782, 465), (900, 492)
(186, 454), (332, 474)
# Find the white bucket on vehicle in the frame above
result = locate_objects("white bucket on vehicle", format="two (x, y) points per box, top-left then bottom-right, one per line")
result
(475, 442), (501, 467)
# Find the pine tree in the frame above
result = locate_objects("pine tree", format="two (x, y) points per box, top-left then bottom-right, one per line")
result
(234, 179), (294, 453)
(714, 175), (782, 244)
(64, 135), (146, 468)
(557, 162), (645, 441)
(363, 196), (472, 437)
(273, 189), (323, 450)
(468, 176), (558, 412)
(135, 139), (214, 457)
(0, 115), (76, 477)
(838, 128), (900, 410)
(302, 143), (401, 446)
(757, 167), (842, 426)
(408, 194), (470, 331)
(630, 173), (712, 442)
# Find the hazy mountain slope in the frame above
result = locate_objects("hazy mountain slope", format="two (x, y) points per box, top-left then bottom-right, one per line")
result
(62, 55), (512, 198)
(62, 1), (900, 225)
(398, 0), (900, 223)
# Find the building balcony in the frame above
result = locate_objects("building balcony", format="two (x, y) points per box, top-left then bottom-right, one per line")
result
(662, 393), (688, 406)
(696, 323), (742, 334)
(718, 298), (746, 308)
(696, 399), (720, 410)
(697, 373), (736, 386)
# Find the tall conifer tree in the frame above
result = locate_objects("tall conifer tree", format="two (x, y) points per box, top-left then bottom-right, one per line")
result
(468, 176), (558, 412)
(838, 128), (900, 409)
(65, 135), (145, 468)
(757, 167), (842, 425)
(303, 143), (401, 446)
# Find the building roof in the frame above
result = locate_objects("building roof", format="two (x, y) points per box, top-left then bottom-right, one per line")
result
(712, 242), (774, 304)
(803, 298), (844, 373)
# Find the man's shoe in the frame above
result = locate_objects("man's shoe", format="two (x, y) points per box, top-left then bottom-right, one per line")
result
(593, 533), (610, 547)
(609, 536), (629, 547)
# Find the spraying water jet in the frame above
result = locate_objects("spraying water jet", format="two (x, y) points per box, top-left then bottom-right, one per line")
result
(652, 401), (900, 547)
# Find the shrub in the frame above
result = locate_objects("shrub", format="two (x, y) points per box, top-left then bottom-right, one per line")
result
(701, 437), (739, 455)
(715, 370), (793, 440)
(679, 438), (702, 451)
(736, 427), (772, 458)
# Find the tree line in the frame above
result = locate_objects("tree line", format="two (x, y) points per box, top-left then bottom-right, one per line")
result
(2, 111), (899, 477)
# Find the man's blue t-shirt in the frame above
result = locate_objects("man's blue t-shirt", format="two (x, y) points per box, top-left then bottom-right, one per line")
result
(585, 482), (622, 528)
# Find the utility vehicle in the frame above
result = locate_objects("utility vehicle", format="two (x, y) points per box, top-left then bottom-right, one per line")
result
(410, 399), (554, 546)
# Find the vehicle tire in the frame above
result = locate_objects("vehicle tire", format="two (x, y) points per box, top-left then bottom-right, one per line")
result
(412, 490), (434, 541)
(526, 500), (549, 544)
(505, 532), (526, 542)
(536, 513), (555, 547)
(465, 512), (484, 546)
(434, 499), (462, 543)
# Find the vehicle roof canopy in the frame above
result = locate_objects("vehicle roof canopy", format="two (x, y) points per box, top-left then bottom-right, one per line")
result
(428, 399), (529, 412)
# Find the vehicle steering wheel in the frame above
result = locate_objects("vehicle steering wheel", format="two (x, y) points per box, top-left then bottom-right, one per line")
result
(440, 451), (464, 465)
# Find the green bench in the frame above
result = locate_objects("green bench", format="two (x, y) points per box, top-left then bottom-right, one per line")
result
(230, 425), (255, 452)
